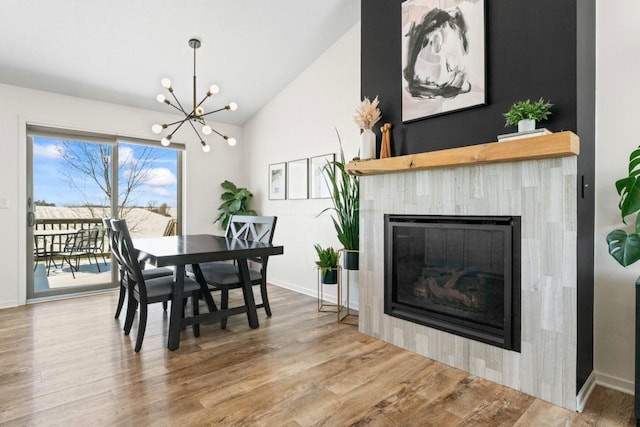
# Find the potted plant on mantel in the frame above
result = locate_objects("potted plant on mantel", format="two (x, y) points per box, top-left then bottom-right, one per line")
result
(314, 244), (339, 284)
(605, 146), (640, 423)
(319, 131), (360, 270)
(214, 180), (257, 230)
(503, 97), (553, 133)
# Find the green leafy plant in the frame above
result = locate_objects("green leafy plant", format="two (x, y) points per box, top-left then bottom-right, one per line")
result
(607, 147), (640, 267)
(314, 244), (339, 274)
(214, 180), (257, 229)
(318, 130), (359, 252)
(503, 97), (553, 127)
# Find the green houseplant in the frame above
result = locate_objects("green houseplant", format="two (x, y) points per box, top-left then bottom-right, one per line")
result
(314, 244), (339, 284)
(503, 97), (553, 132)
(319, 131), (360, 270)
(606, 146), (640, 421)
(214, 180), (257, 229)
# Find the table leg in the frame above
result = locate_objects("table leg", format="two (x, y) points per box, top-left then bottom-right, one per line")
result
(238, 259), (259, 329)
(168, 264), (185, 350)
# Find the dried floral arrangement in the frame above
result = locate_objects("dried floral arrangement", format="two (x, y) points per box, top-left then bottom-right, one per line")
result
(353, 96), (382, 130)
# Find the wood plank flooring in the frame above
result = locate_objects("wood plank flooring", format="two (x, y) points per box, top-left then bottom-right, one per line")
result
(0, 286), (635, 426)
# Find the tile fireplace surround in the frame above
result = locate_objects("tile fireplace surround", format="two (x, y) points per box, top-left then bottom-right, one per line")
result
(351, 132), (583, 411)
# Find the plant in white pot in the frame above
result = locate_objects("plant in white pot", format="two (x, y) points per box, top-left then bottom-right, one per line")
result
(503, 98), (552, 133)
(354, 96), (381, 160)
(606, 146), (640, 422)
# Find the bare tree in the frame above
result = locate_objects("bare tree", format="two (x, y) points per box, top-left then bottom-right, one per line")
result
(58, 141), (157, 220)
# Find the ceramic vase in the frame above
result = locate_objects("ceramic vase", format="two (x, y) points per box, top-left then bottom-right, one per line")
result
(359, 128), (376, 160)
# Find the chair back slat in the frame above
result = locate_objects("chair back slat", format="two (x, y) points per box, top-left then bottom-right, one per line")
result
(111, 219), (148, 299)
(225, 215), (277, 244)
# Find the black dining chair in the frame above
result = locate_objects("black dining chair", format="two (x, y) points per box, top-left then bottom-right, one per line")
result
(102, 218), (174, 319)
(188, 215), (277, 329)
(111, 218), (201, 352)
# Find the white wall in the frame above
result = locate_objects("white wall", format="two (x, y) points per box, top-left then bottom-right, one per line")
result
(0, 83), (243, 308)
(242, 23), (361, 301)
(594, 0), (640, 393)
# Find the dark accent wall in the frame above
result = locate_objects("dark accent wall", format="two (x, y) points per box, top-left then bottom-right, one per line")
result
(361, 0), (595, 394)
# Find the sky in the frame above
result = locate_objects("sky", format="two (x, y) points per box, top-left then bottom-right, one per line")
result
(33, 137), (178, 208)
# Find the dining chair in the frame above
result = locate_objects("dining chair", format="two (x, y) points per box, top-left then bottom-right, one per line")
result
(188, 215), (277, 329)
(102, 218), (174, 320)
(111, 218), (201, 352)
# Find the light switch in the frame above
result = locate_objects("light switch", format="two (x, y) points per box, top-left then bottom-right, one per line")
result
(0, 198), (9, 209)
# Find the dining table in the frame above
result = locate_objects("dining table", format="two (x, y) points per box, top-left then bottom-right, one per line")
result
(133, 234), (284, 350)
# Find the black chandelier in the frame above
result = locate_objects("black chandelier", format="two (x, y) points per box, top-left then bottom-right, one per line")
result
(152, 38), (237, 152)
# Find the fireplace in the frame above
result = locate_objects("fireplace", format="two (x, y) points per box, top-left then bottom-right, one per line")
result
(384, 214), (521, 351)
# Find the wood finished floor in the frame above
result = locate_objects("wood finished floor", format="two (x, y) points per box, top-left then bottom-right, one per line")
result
(0, 285), (635, 426)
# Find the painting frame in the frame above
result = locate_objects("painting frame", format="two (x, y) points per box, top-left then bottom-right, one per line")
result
(401, 0), (486, 123)
(268, 162), (286, 200)
(309, 153), (335, 199)
(287, 158), (308, 200)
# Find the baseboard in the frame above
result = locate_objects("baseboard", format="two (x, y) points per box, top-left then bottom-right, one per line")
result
(577, 371), (596, 412)
(268, 280), (359, 309)
(0, 299), (20, 310)
(594, 371), (634, 396)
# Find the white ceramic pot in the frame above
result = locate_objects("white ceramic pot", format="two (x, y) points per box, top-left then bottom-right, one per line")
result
(359, 129), (376, 160)
(517, 119), (535, 133)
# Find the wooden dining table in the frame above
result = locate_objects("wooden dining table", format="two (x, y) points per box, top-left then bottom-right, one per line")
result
(133, 234), (284, 350)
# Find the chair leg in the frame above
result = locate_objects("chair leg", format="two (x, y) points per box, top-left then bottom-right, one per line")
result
(221, 287), (229, 330)
(260, 281), (272, 317)
(62, 256), (76, 279)
(134, 303), (148, 352)
(93, 254), (101, 272)
(115, 283), (126, 319)
(192, 293), (200, 337)
(124, 297), (137, 335)
(162, 301), (168, 311)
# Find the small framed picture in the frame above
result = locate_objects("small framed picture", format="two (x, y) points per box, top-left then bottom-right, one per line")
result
(268, 162), (286, 200)
(309, 154), (335, 199)
(287, 158), (308, 200)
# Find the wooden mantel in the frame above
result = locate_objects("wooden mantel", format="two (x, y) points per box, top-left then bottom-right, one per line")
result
(346, 131), (579, 176)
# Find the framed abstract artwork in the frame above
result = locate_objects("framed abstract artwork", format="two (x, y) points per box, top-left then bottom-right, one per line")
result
(401, 0), (486, 122)
(309, 153), (335, 199)
(287, 158), (308, 200)
(268, 162), (286, 200)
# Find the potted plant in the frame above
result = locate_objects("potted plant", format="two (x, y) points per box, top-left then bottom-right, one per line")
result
(214, 180), (257, 229)
(606, 146), (640, 422)
(503, 97), (553, 132)
(319, 130), (360, 270)
(314, 244), (339, 284)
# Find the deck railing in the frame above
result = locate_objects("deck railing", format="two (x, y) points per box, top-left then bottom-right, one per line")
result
(34, 217), (110, 255)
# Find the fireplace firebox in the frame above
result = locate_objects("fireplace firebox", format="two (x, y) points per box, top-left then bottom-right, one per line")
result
(384, 215), (521, 351)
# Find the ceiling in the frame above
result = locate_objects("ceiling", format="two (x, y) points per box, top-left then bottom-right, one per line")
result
(0, 0), (360, 125)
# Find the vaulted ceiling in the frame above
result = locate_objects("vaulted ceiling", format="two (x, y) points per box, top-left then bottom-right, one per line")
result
(0, 1), (360, 125)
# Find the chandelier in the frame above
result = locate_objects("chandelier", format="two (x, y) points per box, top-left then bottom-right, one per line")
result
(152, 38), (237, 152)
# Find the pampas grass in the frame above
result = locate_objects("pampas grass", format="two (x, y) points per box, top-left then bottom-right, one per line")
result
(353, 96), (381, 130)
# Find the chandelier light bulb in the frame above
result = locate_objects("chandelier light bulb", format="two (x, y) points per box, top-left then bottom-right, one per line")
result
(209, 84), (220, 95)
(227, 137), (237, 147)
(161, 136), (171, 146)
(202, 143), (211, 153)
(152, 124), (163, 134)
(202, 125), (212, 135)
(161, 78), (172, 89)
(228, 102), (238, 111)
(195, 106), (204, 116)
(156, 94), (166, 103)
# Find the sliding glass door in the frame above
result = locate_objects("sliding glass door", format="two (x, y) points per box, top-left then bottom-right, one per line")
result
(27, 128), (182, 300)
